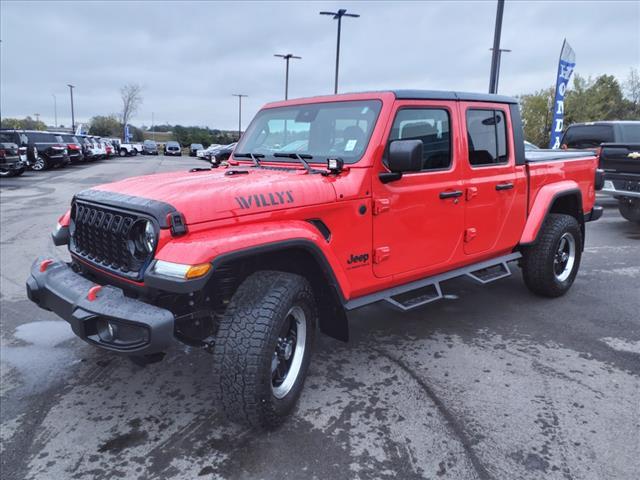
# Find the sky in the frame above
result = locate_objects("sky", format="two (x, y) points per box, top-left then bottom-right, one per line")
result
(1, 0), (638, 131)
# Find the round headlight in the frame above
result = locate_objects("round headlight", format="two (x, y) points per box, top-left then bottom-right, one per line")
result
(143, 221), (156, 253)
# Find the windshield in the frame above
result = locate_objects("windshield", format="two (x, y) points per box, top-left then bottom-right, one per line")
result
(235, 100), (382, 164)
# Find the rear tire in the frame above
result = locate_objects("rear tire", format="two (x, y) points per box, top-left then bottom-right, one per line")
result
(212, 271), (317, 429)
(0, 169), (14, 177)
(119, 149), (127, 157)
(618, 198), (640, 224)
(521, 214), (582, 297)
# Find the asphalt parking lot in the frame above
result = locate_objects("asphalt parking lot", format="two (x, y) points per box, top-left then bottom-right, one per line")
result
(1, 156), (639, 480)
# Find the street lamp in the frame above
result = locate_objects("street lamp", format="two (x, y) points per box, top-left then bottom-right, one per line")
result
(67, 84), (75, 132)
(488, 0), (505, 94)
(52, 94), (57, 128)
(319, 9), (360, 94)
(274, 53), (302, 100)
(232, 94), (248, 141)
(489, 47), (511, 93)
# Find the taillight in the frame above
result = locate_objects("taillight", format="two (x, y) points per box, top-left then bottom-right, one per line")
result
(68, 144), (79, 150)
(0, 149), (5, 158)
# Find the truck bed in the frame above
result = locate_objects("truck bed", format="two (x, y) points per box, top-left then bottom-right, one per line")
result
(525, 149), (596, 162)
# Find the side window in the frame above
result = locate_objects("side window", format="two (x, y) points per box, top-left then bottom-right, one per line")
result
(466, 109), (508, 166)
(388, 108), (451, 171)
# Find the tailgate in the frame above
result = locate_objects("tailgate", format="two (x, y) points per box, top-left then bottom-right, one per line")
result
(600, 143), (640, 176)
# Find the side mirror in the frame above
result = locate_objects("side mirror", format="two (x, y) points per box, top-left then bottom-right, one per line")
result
(380, 140), (423, 183)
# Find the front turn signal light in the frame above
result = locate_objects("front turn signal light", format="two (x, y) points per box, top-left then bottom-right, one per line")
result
(153, 260), (211, 280)
(185, 263), (212, 279)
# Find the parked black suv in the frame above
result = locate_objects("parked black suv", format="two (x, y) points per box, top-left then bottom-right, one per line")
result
(562, 121), (640, 223)
(142, 140), (159, 155)
(0, 130), (70, 170)
(0, 133), (26, 177)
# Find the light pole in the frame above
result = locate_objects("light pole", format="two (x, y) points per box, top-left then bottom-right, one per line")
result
(67, 84), (75, 132)
(320, 9), (360, 94)
(232, 94), (248, 141)
(489, 47), (511, 93)
(52, 94), (57, 128)
(34, 113), (41, 124)
(151, 112), (155, 141)
(274, 53), (301, 100)
(488, 0), (505, 94)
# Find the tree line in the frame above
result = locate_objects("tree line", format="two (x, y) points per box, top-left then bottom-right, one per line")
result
(519, 68), (639, 147)
(3, 70), (638, 148)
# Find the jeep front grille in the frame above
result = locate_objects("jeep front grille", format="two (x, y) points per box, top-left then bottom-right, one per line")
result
(70, 201), (151, 279)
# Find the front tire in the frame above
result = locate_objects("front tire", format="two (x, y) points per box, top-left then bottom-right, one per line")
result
(521, 214), (582, 297)
(618, 198), (640, 224)
(212, 271), (317, 429)
(31, 156), (48, 171)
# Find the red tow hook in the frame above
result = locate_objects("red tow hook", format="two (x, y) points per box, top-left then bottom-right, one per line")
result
(87, 285), (103, 302)
(39, 259), (54, 272)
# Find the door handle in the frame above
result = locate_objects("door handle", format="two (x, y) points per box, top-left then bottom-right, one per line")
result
(495, 182), (514, 191)
(439, 190), (463, 199)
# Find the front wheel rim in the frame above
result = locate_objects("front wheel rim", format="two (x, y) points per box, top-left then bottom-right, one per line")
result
(554, 232), (576, 282)
(32, 158), (45, 170)
(271, 306), (307, 399)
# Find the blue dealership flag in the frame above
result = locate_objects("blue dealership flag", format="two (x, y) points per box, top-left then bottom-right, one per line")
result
(124, 124), (131, 143)
(549, 39), (576, 149)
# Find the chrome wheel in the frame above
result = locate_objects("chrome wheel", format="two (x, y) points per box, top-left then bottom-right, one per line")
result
(271, 305), (307, 399)
(31, 156), (46, 171)
(554, 232), (576, 282)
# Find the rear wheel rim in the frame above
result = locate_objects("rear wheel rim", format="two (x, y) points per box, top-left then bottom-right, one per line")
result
(271, 305), (307, 399)
(554, 232), (576, 282)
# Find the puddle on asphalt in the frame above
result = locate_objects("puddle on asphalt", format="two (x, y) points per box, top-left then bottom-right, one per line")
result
(1, 320), (80, 396)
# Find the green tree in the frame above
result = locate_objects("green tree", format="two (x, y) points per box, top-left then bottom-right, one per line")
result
(89, 115), (122, 137)
(0, 116), (47, 130)
(518, 87), (554, 147)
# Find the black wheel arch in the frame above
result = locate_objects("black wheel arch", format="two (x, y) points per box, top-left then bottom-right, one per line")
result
(209, 240), (349, 342)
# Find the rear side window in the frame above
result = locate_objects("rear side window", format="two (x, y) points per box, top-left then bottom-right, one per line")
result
(466, 109), (508, 166)
(28, 132), (55, 142)
(388, 108), (452, 171)
(562, 125), (614, 148)
(619, 124), (640, 143)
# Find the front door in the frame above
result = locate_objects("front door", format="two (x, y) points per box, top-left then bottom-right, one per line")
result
(372, 102), (465, 278)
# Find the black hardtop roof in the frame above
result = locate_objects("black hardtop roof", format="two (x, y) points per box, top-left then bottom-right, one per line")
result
(390, 90), (518, 104)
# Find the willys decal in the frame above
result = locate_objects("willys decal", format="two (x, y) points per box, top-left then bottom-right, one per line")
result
(235, 190), (294, 210)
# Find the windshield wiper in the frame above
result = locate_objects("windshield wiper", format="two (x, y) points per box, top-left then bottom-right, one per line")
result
(234, 152), (264, 167)
(273, 152), (316, 173)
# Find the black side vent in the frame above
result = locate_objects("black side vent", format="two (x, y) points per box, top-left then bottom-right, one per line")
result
(307, 219), (331, 242)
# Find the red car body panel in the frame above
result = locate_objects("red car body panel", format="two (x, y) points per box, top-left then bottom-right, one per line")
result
(69, 93), (599, 302)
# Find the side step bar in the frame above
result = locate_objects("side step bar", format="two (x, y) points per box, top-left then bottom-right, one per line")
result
(345, 252), (522, 312)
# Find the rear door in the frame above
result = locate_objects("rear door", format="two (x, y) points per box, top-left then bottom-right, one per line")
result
(372, 101), (465, 278)
(460, 104), (527, 255)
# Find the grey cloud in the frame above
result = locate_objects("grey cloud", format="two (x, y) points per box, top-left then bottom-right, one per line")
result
(1, 0), (638, 130)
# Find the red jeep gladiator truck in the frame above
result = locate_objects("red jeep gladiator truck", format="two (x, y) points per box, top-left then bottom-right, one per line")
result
(27, 90), (603, 428)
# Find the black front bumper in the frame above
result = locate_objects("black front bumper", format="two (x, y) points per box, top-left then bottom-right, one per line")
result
(26, 257), (174, 355)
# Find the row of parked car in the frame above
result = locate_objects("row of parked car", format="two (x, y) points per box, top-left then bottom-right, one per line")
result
(0, 128), (240, 178)
(0, 129), (128, 176)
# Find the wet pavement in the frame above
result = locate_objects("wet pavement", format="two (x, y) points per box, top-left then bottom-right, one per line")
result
(1, 156), (639, 480)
